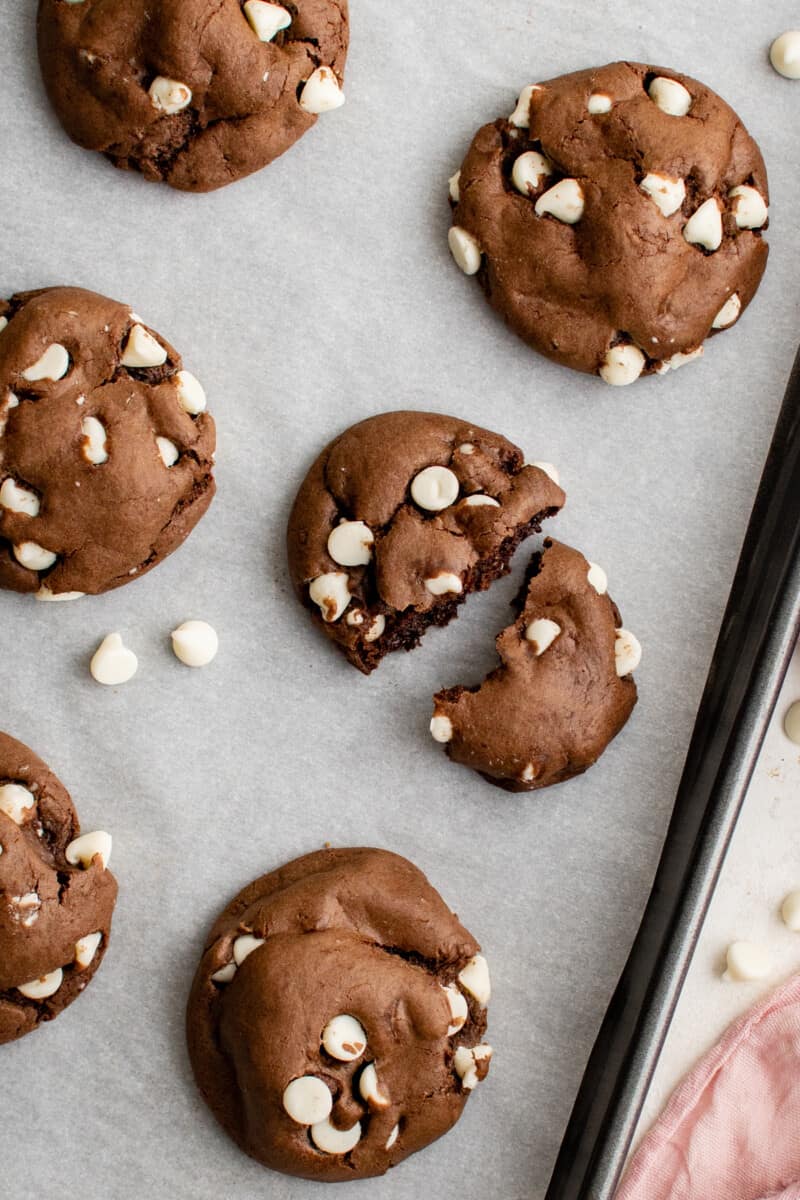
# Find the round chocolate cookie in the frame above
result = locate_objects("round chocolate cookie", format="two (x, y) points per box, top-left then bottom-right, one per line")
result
(431, 540), (639, 790)
(186, 847), (492, 1181)
(37, 0), (349, 193)
(448, 62), (769, 384)
(0, 732), (117, 1045)
(287, 411), (565, 673)
(0, 287), (215, 598)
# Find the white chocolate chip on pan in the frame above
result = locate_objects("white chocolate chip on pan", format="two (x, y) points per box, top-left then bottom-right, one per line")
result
(149, 76), (192, 115)
(90, 633), (138, 686)
(784, 700), (800, 744)
(781, 890), (800, 931)
(525, 617), (560, 655)
(648, 76), (692, 116)
(171, 620), (219, 667)
(66, 830), (112, 871)
(411, 465), (460, 512)
(770, 31), (800, 79)
(430, 714), (453, 743)
(322, 1014), (367, 1062)
(0, 783), (36, 824)
(535, 179), (585, 224)
(309, 572), (351, 622)
(448, 226), (482, 275)
(21, 343), (70, 383)
(299, 67), (345, 114)
(243, 0), (291, 41)
(327, 520), (374, 566)
(723, 940), (771, 982)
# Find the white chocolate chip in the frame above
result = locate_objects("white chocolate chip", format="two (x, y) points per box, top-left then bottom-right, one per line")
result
(781, 890), (800, 931)
(171, 620), (219, 667)
(0, 783), (36, 824)
(639, 172), (686, 218)
(430, 714), (453, 743)
(345, 609), (364, 627)
(587, 92), (612, 114)
(299, 67), (345, 114)
(0, 317), (7, 333)
(17, 968), (63, 1000)
(508, 84), (540, 128)
(359, 1063), (390, 1108)
(723, 940), (771, 982)
(66, 830), (112, 871)
(448, 226), (482, 275)
(14, 541), (57, 571)
(655, 346), (704, 374)
(211, 962), (237, 984)
(530, 461), (560, 485)
(448, 170), (461, 202)
(648, 76), (692, 117)
(311, 1118), (361, 1155)
(156, 436), (179, 467)
(614, 628), (642, 676)
(453, 1044), (493, 1090)
(90, 632), (138, 686)
(309, 572), (351, 622)
(327, 520), (374, 566)
(175, 370), (206, 414)
(462, 494), (500, 508)
(511, 150), (553, 196)
(442, 983), (468, 1034)
(599, 344), (646, 387)
(683, 198), (723, 252)
(0, 478), (39, 516)
(149, 76), (192, 115)
(283, 1076), (333, 1125)
(712, 293), (741, 329)
(35, 587), (84, 601)
(75, 932), (102, 969)
(587, 562), (607, 594)
(770, 31), (800, 79)
(233, 934), (265, 965)
(424, 572), (462, 596)
(243, 0), (291, 41)
(458, 954), (491, 1007)
(22, 343), (69, 383)
(12, 892), (41, 927)
(728, 185), (768, 230)
(525, 617), (560, 655)
(81, 416), (108, 465)
(411, 465), (459, 512)
(535, 179), (584, 224)
(521, 763), (536, 783)
(322, 1014), (367, 1062)
(458, 442), (474, 455)
(121, 324), (167, 368)
(363, 614), (385, 643)
(784, 700), (800, 744)
(385, 1124), (399, 1150)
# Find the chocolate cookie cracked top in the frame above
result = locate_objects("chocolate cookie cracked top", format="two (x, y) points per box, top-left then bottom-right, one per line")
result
(0, 286), (215, 598)
(287, 411), (565, 673)
(37, 0), (349, 193)
(186, 847), (492, 1181)
(448, 62), (769, 385)
(431, 540), (639, 791)
(0, 731), (117, 1045)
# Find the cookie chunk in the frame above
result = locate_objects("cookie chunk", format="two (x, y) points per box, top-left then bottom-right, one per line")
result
(287, 411), (564, 673)
(448, 62), (768, 384)
(186, 847), (492, 1181)
(37, 0), (349, 193)
(0, 287), (215, 598)
(430, 540), (639, 790)
(0, 732), (117, 1045)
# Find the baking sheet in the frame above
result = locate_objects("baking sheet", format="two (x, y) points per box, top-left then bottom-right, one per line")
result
(2, 2), (799, 1198)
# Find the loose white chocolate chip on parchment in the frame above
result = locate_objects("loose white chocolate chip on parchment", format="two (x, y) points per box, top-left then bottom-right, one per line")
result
(448, 170), (461, 202)
(211, 962), (237, 984)
(81, 416), (108, 464)
(0, 784), (35, 824)
(458, 954), (491, 1007)
(363, 614), (385, 643)
(90, 633), (138, 686)
(121, 325), (167, 368)
(156, 436), (179, 467)
(309, 572), (351, 622)
(599, 344), (646, 387)
(453, 1044), (493, 1090)
(22, 343), (70, 383)
(244, 0), (291, 40)
(655, 346), (704, 375)
(233, 934), (265, 965)
(508, 84), (540, 128)
(770, 31), (800, 79)
(448, 226), (482, 275)
(587, 92), (612, 114)
(530, 460), (560, 485)
(614, 629), (642, 676)
(311, 1118), (361, 1155)
(175, 369), (206, 414)
(511, 150), (553, 196)
(535, 179), (585, 224)
(149, 76), (192, 114)
(525, 617), (560, 655)
(683, 198), (723, 252)
(66, 830), (112, 871)
(386, 1124), (400, 1150)
(359, 1063), (390, 1108)
(648, 76), (692, 117)
(0, 478), (40, 516)
(17, 968), (63, 1000)
(723, 940), (771, 982)
(639, 172), (686, 218)
(322, 1014), (367, 1062)
(283, 1076), (333, 1125)
(171, 620), (219, 667)
(299, 67), (345, 114)
(784, 700), (800, 744)
(424, 572), (462, 596)
(430, 714), (453, 743)
(728, 185), (768, 230)
(14, 541), (57, 571)
(75, 932), (102, 969)
(462, 494), (500, 508)
(442, 983), (468, 1034)
(781, 890), (800, 931)
(411, 465), (459, 512)
(327, 520), (374, 566)
(712, 293), (741, 330)
(587, 562), (608, 594)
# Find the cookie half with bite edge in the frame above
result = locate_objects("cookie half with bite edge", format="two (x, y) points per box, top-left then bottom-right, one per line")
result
(430, 540), (639, 790)
(287, 410), (564, 673)
(448, 61), (768, 385)
(0, 731), (117, 1045)
(186, 847), (492, 1181)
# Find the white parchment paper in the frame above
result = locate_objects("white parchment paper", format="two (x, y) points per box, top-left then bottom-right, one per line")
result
(2, 2), (799, 1197)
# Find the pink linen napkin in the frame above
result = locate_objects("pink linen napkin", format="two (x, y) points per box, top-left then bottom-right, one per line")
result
(616, 973), (800, 1200)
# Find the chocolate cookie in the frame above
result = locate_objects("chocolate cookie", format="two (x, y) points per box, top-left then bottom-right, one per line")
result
(0, 287), (215, 598)
(448, 62), (769, 385)
(186, 847), (492, 1181)
(0, 732), (117, 1045)
(37, 0), (349, 193)
(287, 411), (564, 673)
(430, 540), (639, 791)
